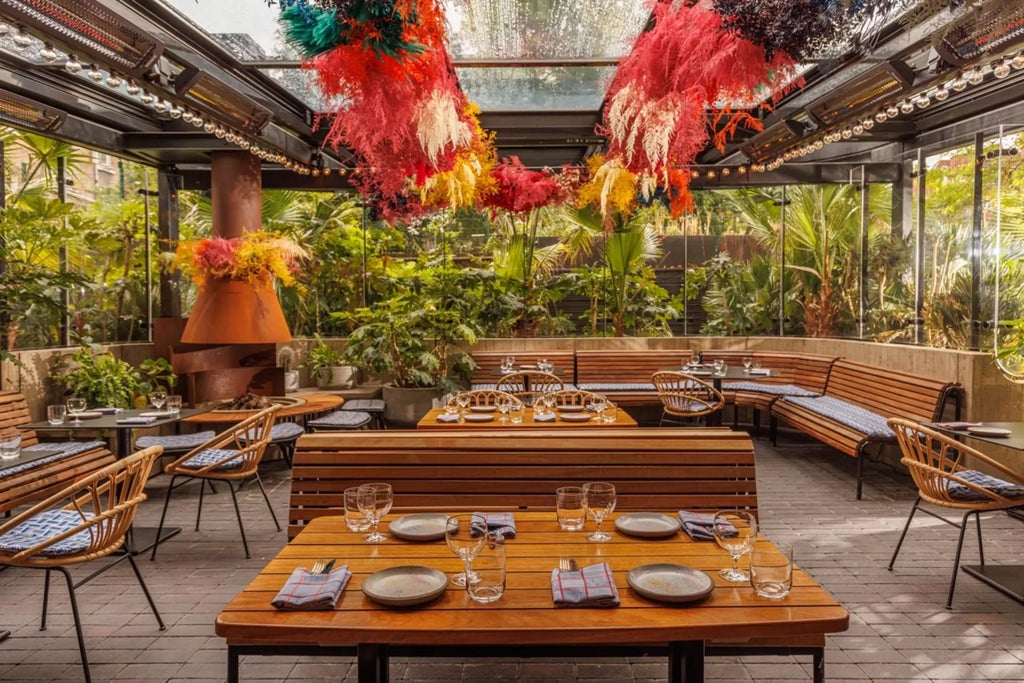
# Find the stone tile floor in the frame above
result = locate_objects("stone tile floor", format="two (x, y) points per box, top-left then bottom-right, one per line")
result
(1, 430), (1023, 682)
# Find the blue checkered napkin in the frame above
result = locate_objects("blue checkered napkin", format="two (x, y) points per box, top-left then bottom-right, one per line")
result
(271, 566), (352, 610)
(678, 511), (736, 541)
(470, 512), (516, 539)
(533, 412), (556, 422)
(0, 509), (95, 557)
(947, 470), (1024, 501)
(436, 413), (459, 422)
(551, 562), (620, 607)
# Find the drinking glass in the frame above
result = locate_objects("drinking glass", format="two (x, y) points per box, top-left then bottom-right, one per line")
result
(343, 486), (372, 532)
(455, 392), (470, 421)
(589, 395), (608, 421)
(166, 395), (183, 414)
(556, 486), (585, 531)
(66, 397), (87, 424)
(444, 403), (460, 420)
(356, 482), (393, 543)
(508, 402), (524, 424)
(603, 401), (617, 424)
(149, 391), (167, 411)
(713, 359), (726, 376)
(582, 482), (616, 542)
(467, 534), (506, 603)
(0, 433), (21, 461)
(742, 356), (753, 373)
(47, 404), (67, 425)
(751, 542), (793, 599)
(713, 510), (758, 582)
(446, 513), (487, 587)
(497, 396), (513, 423)
(539, 392), (556, 417)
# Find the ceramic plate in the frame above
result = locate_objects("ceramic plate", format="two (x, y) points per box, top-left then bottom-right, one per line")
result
(463, 413), (495, 423)
(74, 411), (104, 419)
(966, 426), (1012, 437)
(139, 410), (176, 418)
(558, 413), (591, 422)
(614, 512), (682, 538)
(389, 513), (449, 542)
(362, 566), (448, 607)
(626, 564), (714, 604)
(557, 404), (586, 413)
(469, 405), (496, 413)
(520, 364), (538, 370)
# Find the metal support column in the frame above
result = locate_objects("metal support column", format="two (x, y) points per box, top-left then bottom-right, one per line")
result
(57, 156), (70, 347)
(157, 168), (181, 318)
(778, 186), (787, 337)
(969, 132), (984, 351)
(361, 201), (368, 307)
(853, 166), (868, 339)
(914, 149), (926, 346)
(141, 171), (153, 342)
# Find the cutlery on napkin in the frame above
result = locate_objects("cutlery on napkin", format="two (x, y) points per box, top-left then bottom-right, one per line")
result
(678, 510), (736, 541)
(551, 562), (620, 607)
(271, 565), (351, 610)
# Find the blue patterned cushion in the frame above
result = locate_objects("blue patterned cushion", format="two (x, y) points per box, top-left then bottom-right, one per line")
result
(341, 399), (386, 413)
(308, 410), (371, 429)
(238, 422), (305, 444)
(470, 383), (497, 391)
(721, 382), (819, 397)
(180, 448), (243, 470)
(782, 395), (894, 439)
(0, 509), (96, 556)
(577, 383), (656, 393)
(135, 431), (216, 452)
(0, 441), (107, 481)
(947, 470), (1024, 501)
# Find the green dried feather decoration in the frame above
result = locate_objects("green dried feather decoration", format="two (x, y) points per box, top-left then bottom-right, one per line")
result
(281, 4), (344, 58)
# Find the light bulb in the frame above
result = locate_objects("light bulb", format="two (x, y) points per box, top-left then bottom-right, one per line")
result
(862, 118), (874, 130)
(886, 104), (900, 118)
(875, 110), (888, 123)
(1013, 53), (1024, 70)
(721, 167), (730, 176)
(87, 65), (103, 82)
(139, 90), (155, 105)
(203, 121), (215, 133)
(13, 29), (33, 49)
(168, 105), (182, 119)
(214, 126), (226, 138)
(225, 132), (238, 143)
(239, 139), (250, 150)
(105, 73), (122, 89)
(934, 86), (949, 101)
(180, 110), (194, 123)
(899, 100), (915, 114)
(153, 100), (168, 113)
(852, 124), (864, 135)
(0, 23), (10, 37)
(841, 127), (854, 140)
(914, 95), (930, 109)
(192, 115), (205, 128)
(967, 69), (984, 85)
(311, 168), (321, 177)
(994, 61), (1011, 79)
(691, 170), (699, 179)
(39, 43), (58, 62)
(323, 167), (331, 176)
(951, 75), (967, 91)
(737, 165), (747, 174)
(125, 80), (140, 96)
(813, 140), (823, 150)
(64, 56), (83, 74)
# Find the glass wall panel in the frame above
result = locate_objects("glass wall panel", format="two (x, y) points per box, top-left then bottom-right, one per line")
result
(865, 183), (913, 341)
(991, 127), (1024, 376)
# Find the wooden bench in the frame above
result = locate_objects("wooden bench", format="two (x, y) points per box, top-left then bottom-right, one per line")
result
(468, 351), (575, 388)
(574, 349), (692, 406)
(288, 427), (826, 681)
(0, 391), (116, 515)
(770, 359), (961, 499)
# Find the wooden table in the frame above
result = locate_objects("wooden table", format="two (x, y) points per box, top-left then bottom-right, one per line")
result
(217, 513), (848, 683)
(182, 392), (343, 425)
(417, 406), (638, 429)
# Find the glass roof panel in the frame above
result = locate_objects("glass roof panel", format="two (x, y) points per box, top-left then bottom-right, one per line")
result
(457, 65), (615, 111)
(257, 68), (344, 111)
(161, 0), (294, 60)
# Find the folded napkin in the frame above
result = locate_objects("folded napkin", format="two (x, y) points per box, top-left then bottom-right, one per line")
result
(533, 412), (556, 422)
(95, 407), (123, 415)
(271, 566), (352, 610)
(436, 412), (459, 422)
(934, 421), (982, 430)
(470, 512), (516, 539)
(678, 510), (736, 541)
(748, 368), (771, 376)
(551, 562), (620, 607)
(116, 416), (158, 425)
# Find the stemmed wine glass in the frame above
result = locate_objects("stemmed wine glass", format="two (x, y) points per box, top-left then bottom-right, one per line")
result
(713, 359), (726, 376)
(582, 482), (616, 542)
(445, 513), (487, 587)
(66, 397), (87, 424)
(713, 510), (758, 582)
(149, 390), (167, 411)
(497, 395), (513, 423)
(455, 392), (470, 421)
(356, 482), (393, 543)
(742, 356), (753, 374)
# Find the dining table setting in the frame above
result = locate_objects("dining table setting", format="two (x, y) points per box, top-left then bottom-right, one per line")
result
(417, 402), (638, 428)
(217, 483), (847, 683)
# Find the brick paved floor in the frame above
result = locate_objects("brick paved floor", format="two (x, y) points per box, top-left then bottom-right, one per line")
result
(2, 430), (1023, 682)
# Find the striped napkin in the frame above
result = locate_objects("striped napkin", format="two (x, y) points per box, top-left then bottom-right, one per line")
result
(271, 566), (352, 610)
(551, 562), (620, 607)
(678, 510), (735, 541)
(470, 512), (516, 539)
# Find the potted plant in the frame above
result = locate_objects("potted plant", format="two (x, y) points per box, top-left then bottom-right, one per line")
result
(50, 345), (143, 409)
(305, 335), (357, 389)
(278, 346), (301, 392)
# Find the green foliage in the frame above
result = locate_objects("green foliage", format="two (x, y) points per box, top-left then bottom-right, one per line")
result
(137, 357), (177, 395)
(304, 334), (345, 381)
(51, 345), (142, 409)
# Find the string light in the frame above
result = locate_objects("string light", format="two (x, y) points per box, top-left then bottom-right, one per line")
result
(38, 42), (57, 62)
(105, 73), (123, 89)
(87, 64), (103, 82)
(64, 55), (82, 74)
(13, 29), (32, 49)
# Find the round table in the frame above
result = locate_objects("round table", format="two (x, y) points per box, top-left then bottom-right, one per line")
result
(182, 392), (344, 425)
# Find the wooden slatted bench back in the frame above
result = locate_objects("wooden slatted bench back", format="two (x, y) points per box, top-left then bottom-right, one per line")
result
(697, 352), (836, 392)
(0, 391), (117, 514)
(469, 351), (575, 383)
(288, 427), (756, 539)
(575, 349), (691, 385)
(824, 359), (956, 421)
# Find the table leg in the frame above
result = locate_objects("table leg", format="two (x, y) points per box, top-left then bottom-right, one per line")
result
(0, 630), (9, 643)
(227, 645), (240, 683)
(357, 643), (387, 683)
(669, 641), (704, 683)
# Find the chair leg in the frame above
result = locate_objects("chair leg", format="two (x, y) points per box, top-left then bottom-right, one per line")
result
(659, 410), (667, 427)
(40, 568), (51, 630)
(975, 512), (985, 566)
(196, 476), (206, 532)
(56, 566), (92, 683)
(151, 475), (178, 561)
(125, 554), (166, 631)
(888, 497), (921, 570)
(254, 473), (282, 532)
(227, 481), (251, 559)
(946, 510), (976, 610)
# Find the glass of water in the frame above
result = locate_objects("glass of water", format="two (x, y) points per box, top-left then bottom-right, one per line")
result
(751, 542), (793, 599)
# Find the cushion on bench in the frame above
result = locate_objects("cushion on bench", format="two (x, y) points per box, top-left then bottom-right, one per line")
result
(721, 382), (819, 398)
(577, 382), (656, 393)
(0, 441), (108, 481)
(780, 395), (894, 439)
(470, 383), (497, 391)
(0, 509), (96, 556)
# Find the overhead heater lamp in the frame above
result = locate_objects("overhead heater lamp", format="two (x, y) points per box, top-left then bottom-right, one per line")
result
(0, 0), (163, 77)
(0, 88), (64, 131)
(740, 119), (808, 164)
(175, 67), (271, 134)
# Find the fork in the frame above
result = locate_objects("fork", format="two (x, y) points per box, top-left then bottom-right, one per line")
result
(310, 558), (328, 574)
(559, 557), (580, 572)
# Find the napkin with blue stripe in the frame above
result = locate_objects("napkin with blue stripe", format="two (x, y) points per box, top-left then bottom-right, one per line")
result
(678, 510), (735, 541)
(271, 566), (352, 610)
(470, 512), (516, 539)
(551, 562), (620, 607)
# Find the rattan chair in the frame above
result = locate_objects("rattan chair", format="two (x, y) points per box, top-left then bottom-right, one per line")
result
(447, 389), (523, 408)
(651, 371), (725, 426)
(0, 446), (165, 683)
(887, 418), (1024, 608)
(548, 388), (607, 408)
(151, 405), (281, 560)
(496, 371), (564, 406)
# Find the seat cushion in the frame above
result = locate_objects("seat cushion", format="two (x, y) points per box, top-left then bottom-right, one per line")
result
(577, 382), (655, 393)
(780, 395), (894, 439)
(0, 441), (107, 481)
(180, 448), (244, 471)
(470, 383), (497, 391)
(947, 470), (1024, 501)
(238, 422), (305, 445)
(340, 399), (386, 413)
(0, 509), (96, 557)
(308, 410), (372, 430)
(721, 382), (819, 397)
(135, 431), (216, 453)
